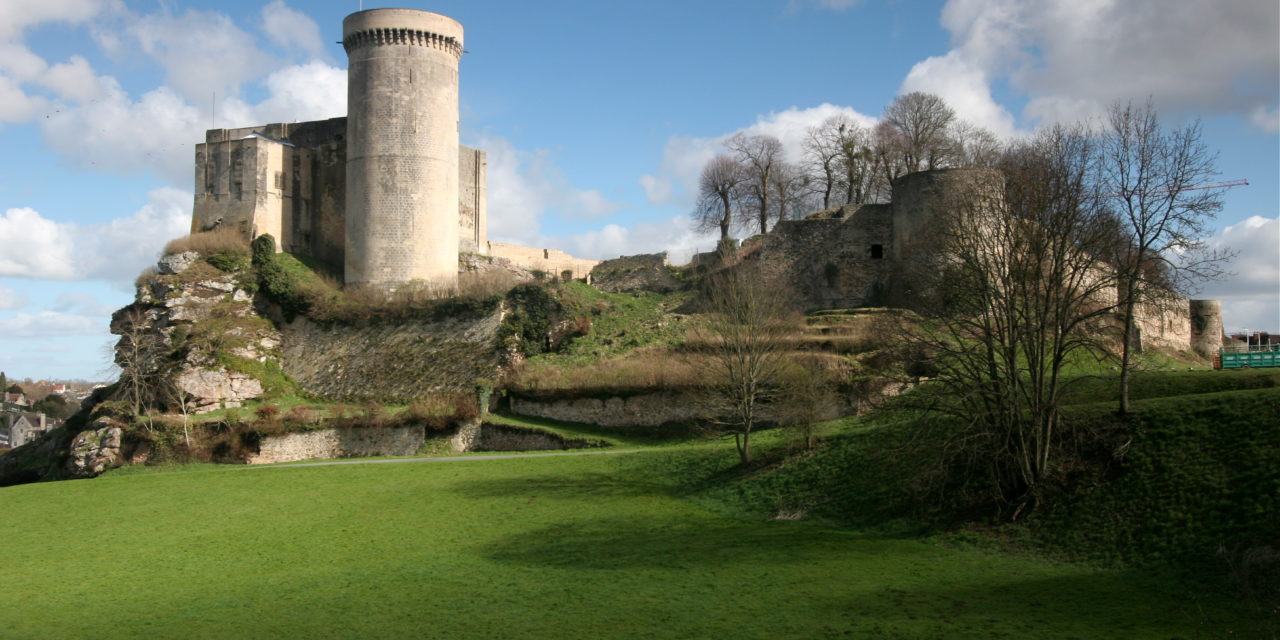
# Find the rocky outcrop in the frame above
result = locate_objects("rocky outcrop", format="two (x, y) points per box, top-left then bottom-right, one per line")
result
(114, 254), (280, 413)
(65, 421), (124, 478)
(246, 426), (426, 464)
(173, 368), (264, 412)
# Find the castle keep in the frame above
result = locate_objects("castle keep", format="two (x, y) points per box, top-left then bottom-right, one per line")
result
(191, 8), (597, 285)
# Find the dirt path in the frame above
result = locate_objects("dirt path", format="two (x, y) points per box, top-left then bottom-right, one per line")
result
(235, 448), (649, 470)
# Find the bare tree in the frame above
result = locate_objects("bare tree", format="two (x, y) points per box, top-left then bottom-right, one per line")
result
(909, 124), (1120, 518)
(693, 154), (745, 244)
(769, 160), (810, 222)
(697, 267), (798, 465)
(883, 92), (957, 173)
(111, 306), (165, 428)
(950, 120), (1003, 168)
(836, 120), (880, 205)
(727, 133), (785, 235)
(165, 379), (194, 448)
(1101, 100), (1229, 414)
(803, 116), (848, 210)
(872, 120), (910, 195)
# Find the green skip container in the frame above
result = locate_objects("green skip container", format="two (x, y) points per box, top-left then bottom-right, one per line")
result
(1217, 344), (1280, 369)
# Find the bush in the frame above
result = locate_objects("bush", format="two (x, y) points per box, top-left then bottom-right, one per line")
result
(205, 249), (251, 273)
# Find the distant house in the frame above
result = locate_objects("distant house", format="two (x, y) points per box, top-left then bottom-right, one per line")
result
(3, 392), (28, 407)
(1, 412), (51, 449)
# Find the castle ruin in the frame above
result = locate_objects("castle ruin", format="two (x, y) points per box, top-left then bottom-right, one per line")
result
(190, 8), (597, 286)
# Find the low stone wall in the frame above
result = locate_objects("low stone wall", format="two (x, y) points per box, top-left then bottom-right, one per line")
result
(246, 426), (425, 464)
(472, 423), (598, 452)
(509, 391), (698, 427)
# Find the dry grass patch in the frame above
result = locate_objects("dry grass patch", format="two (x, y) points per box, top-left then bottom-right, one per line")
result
(163, 228), (249, 256)
(511, 348), (701, 396)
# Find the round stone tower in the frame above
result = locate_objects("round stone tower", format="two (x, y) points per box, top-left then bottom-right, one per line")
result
(1189, 299), (1224, 356)
(343, 9), (463, 288)
(889, 168), (1004, 261)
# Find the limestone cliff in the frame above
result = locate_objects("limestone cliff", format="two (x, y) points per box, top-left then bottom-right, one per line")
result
(116, 250), (280, 413)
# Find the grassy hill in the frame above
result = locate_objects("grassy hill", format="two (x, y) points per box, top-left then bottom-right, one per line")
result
(1, 443), (1269, 638)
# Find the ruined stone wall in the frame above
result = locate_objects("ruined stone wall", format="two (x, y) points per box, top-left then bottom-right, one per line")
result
(890, 168), (1004, 262)
(1189, 299), (1224, 356)
(1134, 296), (1193, 352)
(281, 307), (506, 401)
(745, 204), (894, 309)
(247, 426), (425, 464)
(487, 242), (599, 279)
(509, 392), (698, 427)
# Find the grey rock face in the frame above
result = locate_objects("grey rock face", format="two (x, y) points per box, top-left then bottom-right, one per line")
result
(157, 251), (201, 275)
(65, 422), (124, 478)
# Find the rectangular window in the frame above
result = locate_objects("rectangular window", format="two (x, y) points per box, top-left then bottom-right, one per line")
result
(870, 244), (884, 259)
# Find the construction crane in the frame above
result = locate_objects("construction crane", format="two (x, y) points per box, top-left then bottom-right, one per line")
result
(1089, 178), (1249, 200)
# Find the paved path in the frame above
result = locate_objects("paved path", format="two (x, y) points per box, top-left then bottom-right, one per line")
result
(235, 448), (648, 471)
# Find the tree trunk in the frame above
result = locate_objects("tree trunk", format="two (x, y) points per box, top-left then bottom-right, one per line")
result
(719, 193), (732, 241)
(1118, 283), (1138, 415)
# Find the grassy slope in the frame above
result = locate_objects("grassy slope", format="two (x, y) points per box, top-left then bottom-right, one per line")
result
(1, 451), (1264, 639)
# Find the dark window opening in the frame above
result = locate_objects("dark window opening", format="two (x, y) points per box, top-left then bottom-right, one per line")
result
(870, 244), (884, 259)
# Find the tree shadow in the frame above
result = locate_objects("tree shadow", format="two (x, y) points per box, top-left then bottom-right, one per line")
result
(449, 472), (672, 501)
(480, 514), (912, 570)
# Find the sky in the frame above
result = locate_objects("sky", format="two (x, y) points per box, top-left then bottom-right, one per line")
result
(0, 0), (1277, 381)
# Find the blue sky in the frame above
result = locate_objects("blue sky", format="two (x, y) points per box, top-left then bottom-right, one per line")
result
(1, 0), (1277, 381)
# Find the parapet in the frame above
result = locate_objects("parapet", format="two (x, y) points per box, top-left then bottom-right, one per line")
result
(342, 9), (463, 56)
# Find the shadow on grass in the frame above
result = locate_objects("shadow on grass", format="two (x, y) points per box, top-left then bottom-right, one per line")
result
(480, 514), (880, 570)
(481, 514), (1274, 636)
(449, 472), (674, 501)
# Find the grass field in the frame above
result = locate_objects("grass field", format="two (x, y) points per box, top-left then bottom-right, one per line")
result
(1, 443), (1269, 639)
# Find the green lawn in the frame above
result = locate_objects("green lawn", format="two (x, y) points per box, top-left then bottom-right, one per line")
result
(1, 447), (1266, 639)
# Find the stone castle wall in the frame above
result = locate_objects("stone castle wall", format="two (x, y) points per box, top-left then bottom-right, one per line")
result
(192, 120), (486, 279)
(486, 242), (599, 280)
(742, 203), (894, 310)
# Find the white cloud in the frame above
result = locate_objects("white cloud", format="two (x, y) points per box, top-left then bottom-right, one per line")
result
(641, 103), (877, 207)
(899, 50), (1018, 137)
(0, 74), (47, 124)
(1202, 216), (1280, 332)
(562, 217), (719, 265)
(565, 190), (619, 218)
(51, 292), (117, 317)
(41, 80), (203, 184)
(0, 208), (78, 279)
(0, 286), (28, 310)
(905, 0), (1279, 131)
(261, 0), (325, 57)
(0, 189), (190, 283)
(0, 0), (105, 41)
(79, 187), (192, 282)
(1250, 106), (1280, 135)
(38, 55), (105, 102)
(221, 61), (346, 128)
(105, 7), (271, 102)
(470, 133), (625, 244)
(0, 311), (106, 338)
